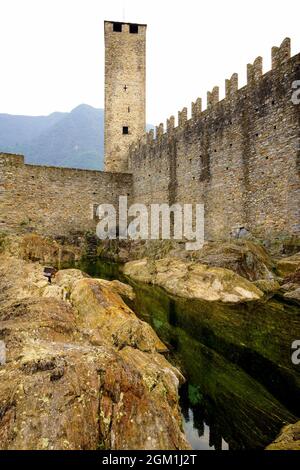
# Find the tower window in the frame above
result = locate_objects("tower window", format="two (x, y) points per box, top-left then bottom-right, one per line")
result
(129, 24), (138, 34)
(113, 22), (122, 32)
(123, 126), (129, 135)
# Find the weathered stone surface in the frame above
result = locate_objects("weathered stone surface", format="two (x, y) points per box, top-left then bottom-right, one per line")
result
(192, 241), (275, 281)
(51, 269), (136, 304)
(124, 258), (263, 303)
(0, 253), (49, 308)
(95, 278), (136, 302)
(276, 252), (300, 278)
(275, 269), (300, 305)
(95, 239), (180, 263)
(0, 253), (189, 450)
(283, 287), (300, 306)
(129, 44), (300, 245)
(71, 278), (167, 352)
(266, 421), (300, 450)
(104, 21), (146, 172)
(1, 233), (84, 269)
(0, 153), (132, 238)
(253, 279), (280, 294)
(53, 268), (89, 287)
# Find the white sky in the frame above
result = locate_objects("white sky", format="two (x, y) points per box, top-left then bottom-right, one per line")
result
(1, 0), (300, 125)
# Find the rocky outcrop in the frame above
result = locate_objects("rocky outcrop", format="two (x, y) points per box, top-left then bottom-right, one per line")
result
(192, 241), (275, 281)
(276, 270), (300, 306)
(1, 233), (82, 268)
(70, 278), (167, 353)
(93, 240), (276, 283)
(123, 258), (264, 303)
(266, 421), (300, 450)
(282, 288), (300, 306)
(276, 252), (300, 278)
(253, 279), (281, 294)
(0, 254), (189, 450)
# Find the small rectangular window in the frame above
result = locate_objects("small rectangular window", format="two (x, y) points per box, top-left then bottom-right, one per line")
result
(123, 126), (129, 135)
(113, 22), (122, 32)
(129, 24), (138, 34)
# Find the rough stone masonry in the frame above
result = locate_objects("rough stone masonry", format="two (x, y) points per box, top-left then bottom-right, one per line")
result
(129, 37), (300, 244)
(104, 20), (146, 173)
(0, 22), (299, 247)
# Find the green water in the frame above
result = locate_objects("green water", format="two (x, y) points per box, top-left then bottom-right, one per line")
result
(77, 259), (300, 450)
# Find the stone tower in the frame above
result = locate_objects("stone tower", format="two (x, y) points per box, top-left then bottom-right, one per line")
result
(104, 20), (146, 173)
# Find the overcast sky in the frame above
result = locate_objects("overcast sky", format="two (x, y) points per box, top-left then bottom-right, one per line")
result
(1, 0), (299, 125)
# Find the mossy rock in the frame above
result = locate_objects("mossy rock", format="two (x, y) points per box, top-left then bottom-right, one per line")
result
(253, 279), (280, 294)
(276, 253), (300, 278)
(190, 240), (275, 281)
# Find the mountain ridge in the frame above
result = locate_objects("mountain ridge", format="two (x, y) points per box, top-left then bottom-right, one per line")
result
(0, 104), (153, 171)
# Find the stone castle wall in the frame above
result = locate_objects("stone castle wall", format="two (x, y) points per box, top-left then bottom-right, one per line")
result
(0, 153), (132, 237)
(1, 38), (299, 245)
(129, 38), (300, 242)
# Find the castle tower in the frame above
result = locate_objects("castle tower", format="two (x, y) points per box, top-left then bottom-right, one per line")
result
(104, 20), (146, 173)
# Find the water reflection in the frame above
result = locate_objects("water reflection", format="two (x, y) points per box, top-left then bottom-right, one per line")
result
(76, 259), (300, 450)
(183, 409), (229, 450)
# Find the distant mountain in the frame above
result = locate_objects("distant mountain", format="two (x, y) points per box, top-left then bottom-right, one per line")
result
(0, 104), (154, 171)
(0, 104), (104, 170)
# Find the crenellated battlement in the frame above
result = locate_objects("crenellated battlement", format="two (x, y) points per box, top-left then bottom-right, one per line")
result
(225, 73), (238, 98)
(272, 37), (291, 69)
(207, 86), (220, 108)
(191, 98), (202, 120)
(178, 107), (188, 127)
(166, 115), (175, 132)
(129, 38), (296, 160)
(129, 37), (300, 243)
(155, 122), (164, 141)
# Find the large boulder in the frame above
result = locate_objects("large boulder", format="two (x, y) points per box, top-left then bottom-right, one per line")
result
(124, 258), (264, 303)
(192, 240), (275, 281)
(277, 270), (300, 306)
(70, 278), (167, 353)
(0, 253), (49, 307)
(0, 254), (189, 450)
(6, 233), (82, 267)
(282, 287), (300, 306)
(94, 279), (136, 302)
(266, 421), (300, 450)
(47, 269), (135, 304)
(253, 279), (281, 294)
(94, 240), (276, 283)
(276, 252), (300, 278)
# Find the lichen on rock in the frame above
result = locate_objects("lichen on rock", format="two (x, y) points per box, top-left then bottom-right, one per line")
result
(0, 251), (189, 450)
(124, 257), (264, 303)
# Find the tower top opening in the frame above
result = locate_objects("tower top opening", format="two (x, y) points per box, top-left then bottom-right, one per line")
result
(104, 20), (147, 27)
